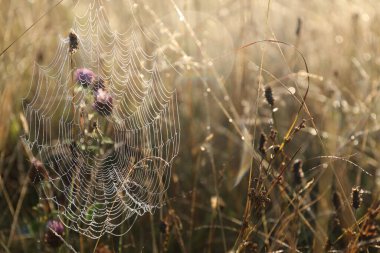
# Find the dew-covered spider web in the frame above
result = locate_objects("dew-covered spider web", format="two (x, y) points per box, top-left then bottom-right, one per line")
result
(22, 0), (180, 239)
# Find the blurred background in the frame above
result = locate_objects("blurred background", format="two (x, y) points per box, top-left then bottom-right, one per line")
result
(0, 0), (380, 252)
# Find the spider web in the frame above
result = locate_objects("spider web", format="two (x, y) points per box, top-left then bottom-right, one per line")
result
(22, 0), (180, 239)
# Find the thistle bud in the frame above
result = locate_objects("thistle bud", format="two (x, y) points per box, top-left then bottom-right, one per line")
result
(44, 219), (65, 248)
(93, 76), (105, 91)
(74, 68), (95, 88)
(69, 31), (79, 54)
(93, 88), (113, 116)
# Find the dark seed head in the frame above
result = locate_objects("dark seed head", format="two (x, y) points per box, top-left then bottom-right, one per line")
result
(332, 191), (343, 211)
(159, 221), (167, 234)
(269, 129), (277, 141)
(75, 68), (95, 88)
(295, 119), (307, 132)
(296, 17), (302, 36)
(44, 219), (65, 248)
(264, 86), (274, 107)
(258, 132), (267, 156)
(69, 31), (79, 54)
(351, 186), (362, 209)
(93, 88), (113, 116)
(292, 159), (304, 185)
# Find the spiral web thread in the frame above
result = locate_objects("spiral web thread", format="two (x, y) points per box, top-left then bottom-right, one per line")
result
(22, 0), (180, 239)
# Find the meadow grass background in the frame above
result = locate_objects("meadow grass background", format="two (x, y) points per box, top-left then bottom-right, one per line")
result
(0, 0), (380, 252)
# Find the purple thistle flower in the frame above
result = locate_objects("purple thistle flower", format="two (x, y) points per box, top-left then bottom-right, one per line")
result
(93, 88), (113, 116)
(44, 219), (65, 248)
(74, 68), (95, 88)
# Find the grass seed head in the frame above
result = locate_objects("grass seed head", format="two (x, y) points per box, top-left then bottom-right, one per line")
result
(292, 159), (304, 185)
(351, 186), (362, 209)
(296, 17), (302, 36)
(264, 86), (274, 107)
(258, 132), (267, 156)
(269, 128), (277, 141)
